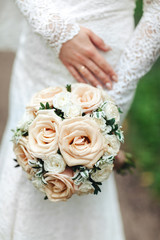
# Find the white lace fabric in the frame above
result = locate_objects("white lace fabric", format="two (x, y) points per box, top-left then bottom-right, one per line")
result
(111, 0), (160, 116)
(15, 0), (80, 55)
(14, 0), (160, 117)
(0, 0), (160, 239)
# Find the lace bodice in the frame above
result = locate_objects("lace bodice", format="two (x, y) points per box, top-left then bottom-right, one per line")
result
(14, 0), (160, 117)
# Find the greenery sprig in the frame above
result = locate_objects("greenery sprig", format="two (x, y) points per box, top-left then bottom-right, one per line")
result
(66, 84), (71, 92)
(39, 102), (52, 110)
(11, 128), (28, 143)
(13, 158), (20, 168)
(89, 177), (102, 195)
(39, 102), (65, 119)
(28, 158), (48, 185)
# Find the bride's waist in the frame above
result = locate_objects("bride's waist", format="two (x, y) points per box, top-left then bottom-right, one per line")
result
(57, 0), (136, 22)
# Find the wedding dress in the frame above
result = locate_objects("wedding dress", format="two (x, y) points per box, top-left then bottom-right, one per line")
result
(0, 0), (159, 239)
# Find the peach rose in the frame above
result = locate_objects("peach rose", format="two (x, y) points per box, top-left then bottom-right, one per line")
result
(59, 117), (105, 168)
(71, 83), (103, 113)
(27, 86), (65, 114)
(13, 137), (34, 178)
(28, 110), (61, 158)
(44, 168), (75, 202)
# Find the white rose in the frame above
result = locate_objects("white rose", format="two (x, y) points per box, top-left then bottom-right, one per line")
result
(103, 102), (120, 123)
(91, 163), (113, 182)
(104, 134), (120, 156)
(63, 104), (82, 118)
(17, 111), (35, 132)
(93, 117), (106, 132)
(44, 154), (66, 174)
(77, 181), (94, 195)
(53, 92), (71, 110)
(32, 177), (45, 193)
(103, 125), (112, 134)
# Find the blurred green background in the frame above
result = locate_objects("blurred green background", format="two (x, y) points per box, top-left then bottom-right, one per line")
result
(127, 0), (160, 198)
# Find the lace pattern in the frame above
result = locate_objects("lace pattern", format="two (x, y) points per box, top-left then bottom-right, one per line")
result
(110, 0), (160, 115)
(15, 0), (80, 55)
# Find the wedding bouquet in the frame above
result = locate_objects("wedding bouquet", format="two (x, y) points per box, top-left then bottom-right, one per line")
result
(12, 83), (124, 202)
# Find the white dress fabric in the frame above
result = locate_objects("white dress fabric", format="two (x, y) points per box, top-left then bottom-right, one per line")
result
(0, 0), (160, 239)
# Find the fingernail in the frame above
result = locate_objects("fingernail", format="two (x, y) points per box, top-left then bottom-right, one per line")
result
(97, 85), (103, 89)
(112, 75), (118, 82)
(106, 82), (112, 90)
(104, 45), (112, 51)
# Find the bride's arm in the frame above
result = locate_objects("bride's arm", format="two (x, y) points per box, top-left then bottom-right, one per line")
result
(113, 0), (160, 111)
(14, 0), (80, 56)
(14, 0), (118, 89)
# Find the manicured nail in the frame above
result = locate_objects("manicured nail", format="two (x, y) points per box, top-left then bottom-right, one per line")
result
(112, 75), (118, 82)
(97, 85), (103, 89)
(104, 45), (112, 51)
(106, 82), (112, 90)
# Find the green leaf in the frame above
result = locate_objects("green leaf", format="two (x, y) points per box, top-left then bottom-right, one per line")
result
(118, 107), (123, 113)
(46, 102), (51, 109)
(40, 102), (45, 108)
(22, 131), (28, 137)
(106, 118), (115, 126)
(57, 148), (61, 155)
(89, 178), (102, 195)
(44, 196), (48, 200)
(14, 164), (20, 168)
(66, 84), (71, 92)
(54, 108), (64, 119)
(93, 183), (102, 195)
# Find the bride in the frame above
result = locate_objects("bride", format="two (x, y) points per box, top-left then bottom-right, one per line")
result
(0, 0), (159, 239)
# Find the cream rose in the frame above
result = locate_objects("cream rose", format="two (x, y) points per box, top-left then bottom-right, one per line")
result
(71, 83), (103, 113)
(28, 110), (61, 158)
(77, 181), (94, 195)
(44, 168), (75, 202)
(91, 163), (113, 182)
(13, 137), (34, 178)
(27, 86), (65, 114)
(43, 154), (66, 174)
(104, 134), (120, 156)
(103, 102), (120, 123)
(59, 117), (105, 168)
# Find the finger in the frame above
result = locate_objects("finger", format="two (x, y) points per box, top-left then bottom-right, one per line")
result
(67, 65), (86, 84)
(88, 30), (111, 52)
(91, 51), (118, 82)
(76, 65), (103, 88)
(85, 59), (113, 89)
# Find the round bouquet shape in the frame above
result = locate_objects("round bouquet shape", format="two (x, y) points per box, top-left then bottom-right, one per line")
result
(12, 83), (124, 202)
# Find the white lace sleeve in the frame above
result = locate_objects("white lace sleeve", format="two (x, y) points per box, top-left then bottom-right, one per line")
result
(113, 0), (160, 111)
(14, 0), (80, 56)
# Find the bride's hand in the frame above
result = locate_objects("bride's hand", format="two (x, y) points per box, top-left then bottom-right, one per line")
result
(59, 26), (118, 90)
